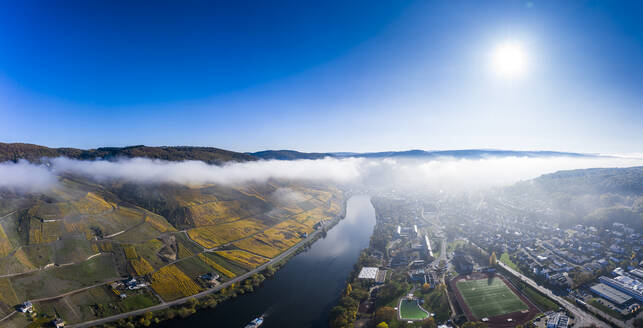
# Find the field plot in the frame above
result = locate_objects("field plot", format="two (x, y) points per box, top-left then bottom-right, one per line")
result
(10, 254), (118, 301)
(233, 219), (309, 258)
(455, 277), (527, 318)
(0, 248), (38, 276)
(35, 285), (159, 324)
(133, 239), (166, 269)
(214, 249), (269, 269)
(52, 238), (97, 264)
(150, 264), (202, 301)
(0, 224), (14, 257)
(187, 219), (267, 249)
(174, 255), (214, 278)
(292, 207), (330, 228)
(129, 257), (155, 275)
(0, 278), (19, 314)
(198, 253), (236, 278)
(201, 252), (248, 277)
(188, 200), (245, 226)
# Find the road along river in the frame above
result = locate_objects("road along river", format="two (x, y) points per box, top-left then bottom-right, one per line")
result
(155, 195), (376, 328)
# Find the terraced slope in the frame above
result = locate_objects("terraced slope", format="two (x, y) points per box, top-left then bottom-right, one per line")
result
(0, 173), (345, 323)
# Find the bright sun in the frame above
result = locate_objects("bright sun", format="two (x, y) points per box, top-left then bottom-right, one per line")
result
(490, 41), (529, 79)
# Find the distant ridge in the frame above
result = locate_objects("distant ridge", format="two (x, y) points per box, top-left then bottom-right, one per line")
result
(0, 142), (256, 164)
(1, 142), (594, 164)
(250, 149), (592, 160)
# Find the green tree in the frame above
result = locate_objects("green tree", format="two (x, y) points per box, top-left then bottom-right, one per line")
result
(490, 251), (497, 266)
(421, 317), (437, 328)
(374, 306), (396, 324)
(329, 306), (349, 328)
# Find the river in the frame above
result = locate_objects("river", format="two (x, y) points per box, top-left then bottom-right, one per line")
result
(155, 195), (376, 328)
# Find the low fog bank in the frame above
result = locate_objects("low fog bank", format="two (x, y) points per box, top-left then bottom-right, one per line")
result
(1, 155), (643, 193)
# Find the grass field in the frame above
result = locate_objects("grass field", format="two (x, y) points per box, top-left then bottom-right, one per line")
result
(500, 252), (519, 271)
(399, 299), (429, 320)
(456, 277), (528, 318)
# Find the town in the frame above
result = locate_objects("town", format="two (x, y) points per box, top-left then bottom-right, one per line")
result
(329, 193), (642, 328)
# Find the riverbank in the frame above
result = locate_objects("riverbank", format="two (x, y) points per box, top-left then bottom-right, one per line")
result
(153, 195), (376, 328)
(69, 198), (348, 328)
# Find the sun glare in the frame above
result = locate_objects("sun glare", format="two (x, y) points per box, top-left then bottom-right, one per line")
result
(490, 41), (529, 79)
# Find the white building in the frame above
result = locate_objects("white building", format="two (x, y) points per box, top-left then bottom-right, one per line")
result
(358, 267), (379, 280)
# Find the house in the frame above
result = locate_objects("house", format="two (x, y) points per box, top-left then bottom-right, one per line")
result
(53, 318), (65, 328)
(18, 301), (33, 313)
(453, 250), (474, 273)
(125, 278), (148, 290)
(547, 313), (569, 328)
(200, 272), (220, 283)
(408, 269), (427, 283)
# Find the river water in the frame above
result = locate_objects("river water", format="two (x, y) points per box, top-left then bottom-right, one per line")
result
(155, 195), (376, 328)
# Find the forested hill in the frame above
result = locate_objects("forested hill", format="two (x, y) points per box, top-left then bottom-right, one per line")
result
(532, 166), (643, 196)
(0, 142), (257, 164)
(505, 166), (643, 229)
(250, 149), (590, 160)
(250, 150), (331, 160)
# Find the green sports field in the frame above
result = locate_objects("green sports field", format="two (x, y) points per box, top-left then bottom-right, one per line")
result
(456, 277), (528, 318)
(399, 299), (429, 320)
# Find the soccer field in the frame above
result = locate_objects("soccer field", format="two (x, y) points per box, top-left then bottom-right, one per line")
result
(456, 277), (528, 318)
(399, 299), (429, 320)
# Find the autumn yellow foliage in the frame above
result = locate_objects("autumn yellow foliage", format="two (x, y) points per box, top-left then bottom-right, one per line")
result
(188, 200), (244, 226)
(0, 225), (13, 257)
(233, 237), (282, 258)
(70, 192), (114, 215)
(145, 215), (175, 233)
(150, 265), (202, 301)
(187, 219), (267, 249)
(215, 250), (269, 269)
(123, 246), (138, 259)
(13, 248), (36, 269)
(0, 278), (19, 306)
(198, 254), (235, 278)
(130, 257), (155, 275)
(234, 220), (309, 258)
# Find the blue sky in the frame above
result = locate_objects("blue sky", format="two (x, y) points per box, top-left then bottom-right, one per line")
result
(1, 0), (642, 153)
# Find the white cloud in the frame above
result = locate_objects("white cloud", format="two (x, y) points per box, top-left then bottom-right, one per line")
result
(1, 154), (643, 193)
(0, 160), (57, 192)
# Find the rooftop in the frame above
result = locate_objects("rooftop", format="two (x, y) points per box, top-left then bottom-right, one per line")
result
(590, 283), (632, 305)
(358, 267), (379, 279)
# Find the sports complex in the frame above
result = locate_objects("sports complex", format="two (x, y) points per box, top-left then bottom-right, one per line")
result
(450, 272), (539, 328)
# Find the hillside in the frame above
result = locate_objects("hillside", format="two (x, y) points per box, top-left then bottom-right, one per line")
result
(0, 143), (257, 164)
(0, 168), (344, 325)
(504, 166), (643, 229)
